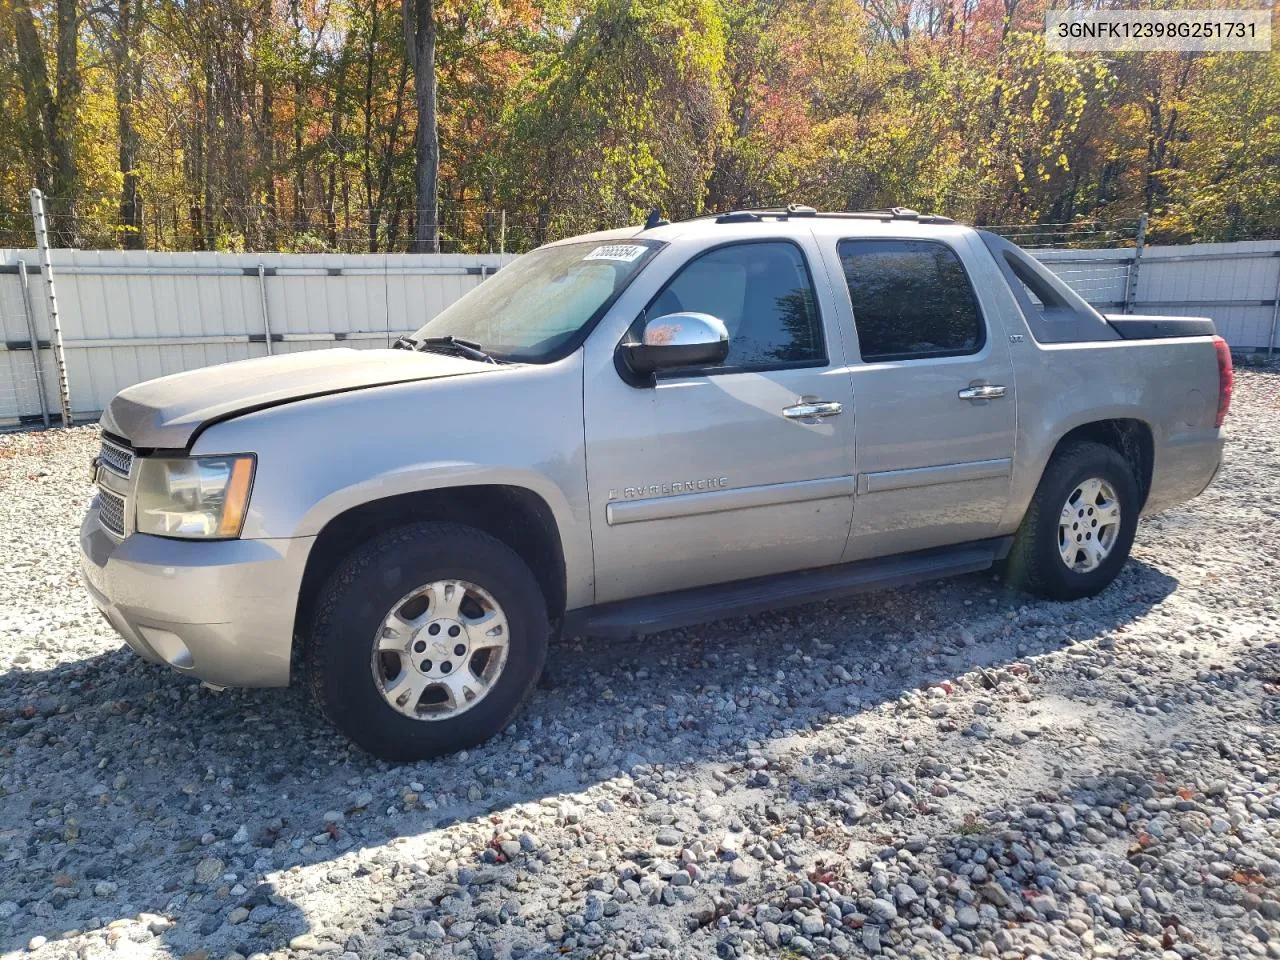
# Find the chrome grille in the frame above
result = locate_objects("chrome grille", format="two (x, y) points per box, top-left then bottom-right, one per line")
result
(99, 438), (134, 478)
(98, 488), (127, 537)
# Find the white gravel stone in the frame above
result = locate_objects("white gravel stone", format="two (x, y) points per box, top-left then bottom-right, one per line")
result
(2, 369), (1280, 959)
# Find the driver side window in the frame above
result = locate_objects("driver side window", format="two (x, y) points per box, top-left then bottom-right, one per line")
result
(642, 241), (826, 372)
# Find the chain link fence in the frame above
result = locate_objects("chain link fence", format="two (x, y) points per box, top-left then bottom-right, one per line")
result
(985, 219), (1144, 307)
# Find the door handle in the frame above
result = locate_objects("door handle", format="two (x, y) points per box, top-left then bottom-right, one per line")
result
(958, 384), (1006, 400)
(783, 401), (843, 419)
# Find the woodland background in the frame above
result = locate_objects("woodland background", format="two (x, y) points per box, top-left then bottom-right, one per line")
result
(0, 0), (1276, 253)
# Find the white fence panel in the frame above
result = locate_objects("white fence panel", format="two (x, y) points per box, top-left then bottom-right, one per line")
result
(1, 240), (1276, 429)
(0, 249), (514, 425)
(1033, 240), (1280, 349)
(1133, 241), (1280, 349)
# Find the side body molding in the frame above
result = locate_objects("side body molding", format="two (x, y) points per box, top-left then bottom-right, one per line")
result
(858, 458), (1012, 495)
(606, 475), (857, 526)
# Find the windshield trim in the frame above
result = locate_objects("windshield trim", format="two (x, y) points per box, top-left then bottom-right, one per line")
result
(437, 238), (668, 365)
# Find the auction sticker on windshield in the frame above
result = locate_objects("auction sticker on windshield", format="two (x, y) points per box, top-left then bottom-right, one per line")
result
(583, 244), (648, 263)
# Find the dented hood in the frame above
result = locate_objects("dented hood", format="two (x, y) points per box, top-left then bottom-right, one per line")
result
(101, 348), (490, 449)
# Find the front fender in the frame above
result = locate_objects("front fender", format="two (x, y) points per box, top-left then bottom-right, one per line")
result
(191, 353), (595, 608)
(293, 460), (579, 541)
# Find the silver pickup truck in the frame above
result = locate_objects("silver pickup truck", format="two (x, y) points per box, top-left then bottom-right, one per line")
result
(80, 207), (1232, 760)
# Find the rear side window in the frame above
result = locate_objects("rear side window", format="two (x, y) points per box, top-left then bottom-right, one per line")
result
(642, 240), (825, 371)
(838, 239), (985, 362)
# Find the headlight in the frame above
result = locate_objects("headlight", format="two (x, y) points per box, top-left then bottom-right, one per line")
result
(134, 455), (256, 538)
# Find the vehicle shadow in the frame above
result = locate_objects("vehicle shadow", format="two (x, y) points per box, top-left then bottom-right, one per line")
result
(0, 559), (1178, 957)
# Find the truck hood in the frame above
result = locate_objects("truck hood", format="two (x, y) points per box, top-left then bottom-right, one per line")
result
(101, 348), (491, 449)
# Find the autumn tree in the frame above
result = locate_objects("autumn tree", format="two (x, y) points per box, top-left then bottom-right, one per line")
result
(12, 0), (80, 242)
(404, 0), (440, 251)
(0, 0), (1274, 250)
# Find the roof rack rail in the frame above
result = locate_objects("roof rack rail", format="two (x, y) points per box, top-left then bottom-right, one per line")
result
(643, 208), (670, 229)
(714, 211), (763, 224)
(704, 206), (956, 225)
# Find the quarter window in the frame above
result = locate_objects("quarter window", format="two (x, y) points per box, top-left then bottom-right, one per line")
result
(642, 241), (824, 371)
(838, 239), (984, 361)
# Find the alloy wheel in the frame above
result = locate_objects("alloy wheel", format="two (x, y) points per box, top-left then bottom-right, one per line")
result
(371, 579), (510, 720)
(1058, 477), (1122, 574)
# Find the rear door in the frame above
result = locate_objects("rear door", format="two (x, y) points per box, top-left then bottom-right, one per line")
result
(817, 231), (1017, 560)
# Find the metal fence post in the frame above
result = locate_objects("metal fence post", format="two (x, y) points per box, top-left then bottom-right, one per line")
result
(16, 258), (51, 428)
(1267, 252), (1280, 360)
(257, 263), (274, 355)
(1123, 213), (1148, 315)
(29, 189), (74, 426)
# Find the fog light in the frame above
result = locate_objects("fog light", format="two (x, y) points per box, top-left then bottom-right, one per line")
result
(137, 626), (193, 669)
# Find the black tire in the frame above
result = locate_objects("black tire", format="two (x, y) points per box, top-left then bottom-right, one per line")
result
(307, 521), (549, 761)
(1005, 441), (1140, 601)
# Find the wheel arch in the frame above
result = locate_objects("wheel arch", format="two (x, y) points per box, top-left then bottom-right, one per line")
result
(1046, 418), (1155, 509)
(294, 484), (567, 657)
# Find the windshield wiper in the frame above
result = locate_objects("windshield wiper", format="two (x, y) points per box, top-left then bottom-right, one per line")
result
(419, 335), (499, 364)
(392, 336), (420, 351)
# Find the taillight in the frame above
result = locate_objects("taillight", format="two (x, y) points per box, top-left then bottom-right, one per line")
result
(1213, 336), (1233, 427)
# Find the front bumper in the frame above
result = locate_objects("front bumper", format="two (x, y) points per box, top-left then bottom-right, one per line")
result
(80, 503), (314, 687)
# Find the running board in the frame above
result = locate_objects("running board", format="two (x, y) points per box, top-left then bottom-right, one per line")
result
(564, 537), (1012, 638)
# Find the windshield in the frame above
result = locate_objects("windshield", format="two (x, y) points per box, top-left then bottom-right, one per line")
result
(412, 239), (663, 362)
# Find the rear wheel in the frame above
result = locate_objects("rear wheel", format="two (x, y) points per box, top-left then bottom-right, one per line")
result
(1006, 441), (1140, 601)
(307, 521), (549, 760)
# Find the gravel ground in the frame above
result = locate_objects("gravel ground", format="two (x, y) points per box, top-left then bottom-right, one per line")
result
(2, 368), (1279, 960)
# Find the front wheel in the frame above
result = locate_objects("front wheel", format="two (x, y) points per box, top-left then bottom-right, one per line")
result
(307, 521), (549, 761)
(1005, 441), (1140, 601)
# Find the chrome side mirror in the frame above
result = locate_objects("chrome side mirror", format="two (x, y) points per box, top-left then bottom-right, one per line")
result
(620, 312), (730, 379)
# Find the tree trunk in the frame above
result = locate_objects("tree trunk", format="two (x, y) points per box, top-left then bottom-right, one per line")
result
(293, 72), (307, 235)
(12, 0), (53, 194)
(482, 182), (495, 252)
(370, 62), (412, 252)
(404, 0), (439, 253)
(52, 0), (80, 243)
(188, 80), (205, 249)
(325, 54), (350, 249)
(116, 0), (144, 248)
(361, 0), (380, 251)
(262, 75), (277, 249)
(389, 193), (404, 249)
(203, 69), (216, 249)
(14, 0), (79, 243)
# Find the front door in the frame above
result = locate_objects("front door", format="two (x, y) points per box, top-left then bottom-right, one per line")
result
(583, 235), (857, 603)
(820, 232), (1018, 560)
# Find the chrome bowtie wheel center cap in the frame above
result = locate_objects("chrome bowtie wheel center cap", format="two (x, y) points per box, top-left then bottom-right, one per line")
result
(409, 618), (470, 679)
